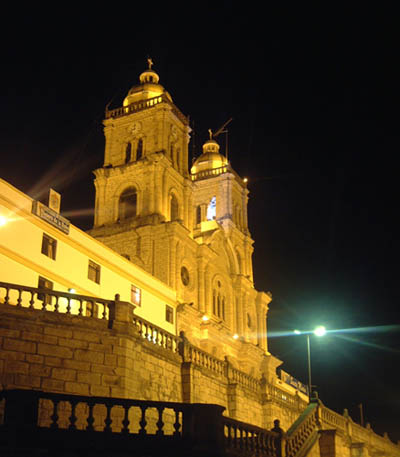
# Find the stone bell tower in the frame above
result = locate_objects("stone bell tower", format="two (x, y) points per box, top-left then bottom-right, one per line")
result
(90, 60), (193, 281)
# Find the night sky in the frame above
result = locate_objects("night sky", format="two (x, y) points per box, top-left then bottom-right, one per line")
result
(1, 5), (399, 441)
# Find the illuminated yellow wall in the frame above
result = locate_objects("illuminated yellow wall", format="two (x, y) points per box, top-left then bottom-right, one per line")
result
(0, 178), (176, 334)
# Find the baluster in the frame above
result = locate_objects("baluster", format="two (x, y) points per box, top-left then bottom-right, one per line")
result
(50, 399), (59, 429)
(102, 302), (107, 320)
(156, 407), (164, 436)
(172, 409), (181, 437)
(3, 286), (10, 305)
(66, 297), (72, 314)
(86, 402), (95, 431)
(104, 403), (112, 432)
(139, 406), (147, 435)
(121, 405), (130, 434)
(16, 289), (22, 307)
(29, 291), (35, 309)
(53, 295), (59, 313)
(78, 299), (83, 316)
(69, 400), (77, 430)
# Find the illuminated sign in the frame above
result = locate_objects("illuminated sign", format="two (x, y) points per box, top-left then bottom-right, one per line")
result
(32, 201), (70, 234)
(280, 370), (308, 395)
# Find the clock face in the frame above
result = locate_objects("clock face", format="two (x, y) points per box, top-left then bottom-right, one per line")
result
(181, 266), (190, 286)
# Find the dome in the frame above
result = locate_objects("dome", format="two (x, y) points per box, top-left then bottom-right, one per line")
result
(123, 59), (172, 106)
(191, 139), (228, 175)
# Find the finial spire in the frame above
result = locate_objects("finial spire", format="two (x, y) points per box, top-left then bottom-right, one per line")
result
(147, 57), (154, 70)
(208, 128), (213, 140)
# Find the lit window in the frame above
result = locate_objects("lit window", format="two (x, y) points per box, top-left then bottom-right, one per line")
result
(131, 284), (141, 306)
(207, 196), (216, 220)
(165, 305), (174, 324)
(41, 233), (57, 260)
(38, 276), (53, 305)
(88, 260), (101, 284)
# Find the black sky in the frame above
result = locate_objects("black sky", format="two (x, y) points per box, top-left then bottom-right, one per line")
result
(1, 4), (399, 441)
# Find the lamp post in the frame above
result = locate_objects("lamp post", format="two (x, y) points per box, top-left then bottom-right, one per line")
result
(294, 326), (326, 400)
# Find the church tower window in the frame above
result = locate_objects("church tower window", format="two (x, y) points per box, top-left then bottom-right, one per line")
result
(119, 187), (137, 220)
(136, 138), (143, 160)
(170, 194), (179, 221)
(207, 196), (216, 220)
(125, 143), (131, 163)
(212, 280), (226, 320)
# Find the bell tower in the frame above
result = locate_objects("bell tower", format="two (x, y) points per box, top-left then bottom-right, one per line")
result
(92, 58), (191, 231)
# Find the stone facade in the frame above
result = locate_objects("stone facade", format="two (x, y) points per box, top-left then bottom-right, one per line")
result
(89, 64), (272, 381)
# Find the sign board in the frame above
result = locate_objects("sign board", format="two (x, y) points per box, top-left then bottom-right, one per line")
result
(32, 201), (70, 234)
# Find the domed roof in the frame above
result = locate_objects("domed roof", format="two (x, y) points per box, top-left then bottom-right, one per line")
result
(191, 138), (228, 175)
(123, 58), (172, 106)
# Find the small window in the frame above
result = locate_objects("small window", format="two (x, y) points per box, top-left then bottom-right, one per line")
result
(38, 276), (53, 305)
(125, 143), (132, 163)
(136, 138), (143, 160)
(166, 305), (174, 324)
(88, 260), (101, 284)
(131, 284), (141, 306)
(41, 233), (57, 260)
(207, 196), (216, 220)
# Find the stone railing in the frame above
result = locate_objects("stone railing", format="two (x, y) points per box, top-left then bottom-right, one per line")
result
(267, 384), (308, 412)
(228, 365), (261, 393)
(184, 344), (226, 376)
(285, 401), (320, 457)
(0, 280), (113, 322)
(0, 389), (282, 457)
(320, 403), (400, 455)
(191, 165), (229, 181)
(223, 415), (280, 456)
(133, 315), (180, 354)
(105, 94), (189, 125)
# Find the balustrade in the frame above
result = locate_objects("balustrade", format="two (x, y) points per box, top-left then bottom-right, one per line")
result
(285, 402), (319, 457)
(132, 316), (180, 354)
(0, 389), (283, 457)
(0, 281), (112, 321)
(223, 416), (279, 456)
(105, 94), (188, 125)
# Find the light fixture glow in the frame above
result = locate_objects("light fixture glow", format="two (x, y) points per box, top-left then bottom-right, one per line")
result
(202, 315), (209, 322)
(314, 326), (326, 337)
(0, 215), (7, 227)
(233, 333), (239, 340)
(243, 178), (248, 183)
(68, 288), (76, 294)
(294, 329), (301, 335)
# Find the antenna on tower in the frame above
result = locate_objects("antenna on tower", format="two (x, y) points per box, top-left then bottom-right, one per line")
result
(191, 118), (197, 164)
(212, 118), (233, 161)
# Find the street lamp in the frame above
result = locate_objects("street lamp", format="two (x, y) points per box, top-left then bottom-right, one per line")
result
(294, 326), (326, 400)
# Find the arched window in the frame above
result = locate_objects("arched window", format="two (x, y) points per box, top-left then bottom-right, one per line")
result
(136, 139), (143, 160)
(170, 194), (179, 221)
(119, 187), (137, 220)
(196, 205), (202, 225)
(125, 143), (131, 163)
(176, 148), (181, 171)
(212, 280), (226, 320)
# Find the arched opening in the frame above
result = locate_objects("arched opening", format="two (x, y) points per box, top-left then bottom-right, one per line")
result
(212, 280), (226, 320)
(136, 138), (143, 160)
(125, 143), (131, 163)
(170, 194), (179, 221)
(119, 187), (137, 220)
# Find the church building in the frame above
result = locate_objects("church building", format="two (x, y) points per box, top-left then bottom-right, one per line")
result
(89, 60), (272, 378)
